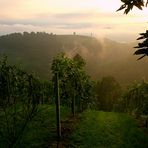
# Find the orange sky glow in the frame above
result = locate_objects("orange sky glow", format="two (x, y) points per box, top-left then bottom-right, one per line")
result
(0, 0), (148, 42)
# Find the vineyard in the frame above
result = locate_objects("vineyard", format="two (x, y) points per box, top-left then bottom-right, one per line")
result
(0, 56), (52, 147)
(0, 54), (148, 147)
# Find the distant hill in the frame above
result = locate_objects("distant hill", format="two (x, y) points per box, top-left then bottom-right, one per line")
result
(0, 32), (102, 79)
(0, 32), (147, 84)
(90, 38), (148, 83)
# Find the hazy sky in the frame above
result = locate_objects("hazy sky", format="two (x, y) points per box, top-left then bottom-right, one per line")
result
(0, 0), (148, 42)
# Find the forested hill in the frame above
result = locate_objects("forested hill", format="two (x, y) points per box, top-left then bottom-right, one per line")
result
(0, 32), (147, 83)
(0, 32), (102, 79)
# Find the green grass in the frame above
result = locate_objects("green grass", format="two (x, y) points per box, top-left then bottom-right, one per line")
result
(0, 105), (70, 148)
(1, 107), (148, 148)
(70, 110), (148, 148)
(19, 105), (70, 148)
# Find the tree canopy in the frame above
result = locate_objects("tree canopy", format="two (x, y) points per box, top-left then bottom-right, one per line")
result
(51, 53), (93, 112)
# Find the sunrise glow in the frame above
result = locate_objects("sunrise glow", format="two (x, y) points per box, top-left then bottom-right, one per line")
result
(0, 0), (148, 42)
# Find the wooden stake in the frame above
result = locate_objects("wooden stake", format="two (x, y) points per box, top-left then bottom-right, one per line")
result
(72, 90), (75, 117)
(55, 72), (61, 138)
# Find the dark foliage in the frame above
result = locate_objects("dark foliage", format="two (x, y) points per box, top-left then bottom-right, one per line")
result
(51, 53), (94, 112)
(134, 30), (148, 60)
(95, 76), (121, 111)
(117, 0), (148, 60)
(119, 80), (148, 116)
(0, 56), (51, 147)
(0, 32), (101, 79)
(117, 0), (147, 14)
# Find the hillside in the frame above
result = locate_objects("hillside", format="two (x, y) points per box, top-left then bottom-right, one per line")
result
(0, 32), (147, 83)
(0, 32), (102, 79)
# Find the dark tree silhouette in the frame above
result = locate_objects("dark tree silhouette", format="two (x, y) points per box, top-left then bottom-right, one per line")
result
(134, 31), (148, 60)
(117, 0), (148, 60)
(117, 0), (147, 14)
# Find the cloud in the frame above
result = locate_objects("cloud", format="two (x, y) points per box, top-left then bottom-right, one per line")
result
(0, 10), (147, 42)
(103, 27), (113, 30)
(55, 23), (93, 29)
(54, 12), (97, 19)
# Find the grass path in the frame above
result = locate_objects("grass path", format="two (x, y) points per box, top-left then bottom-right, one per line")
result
(70, 110), (148, 148)
(2, 106), (147, 148)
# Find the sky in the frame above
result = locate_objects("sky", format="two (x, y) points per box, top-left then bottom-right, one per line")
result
(0, 0), (148, 42)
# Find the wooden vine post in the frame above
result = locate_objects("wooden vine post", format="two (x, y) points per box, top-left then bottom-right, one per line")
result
(72, 90), (75, 117)
(55, 72), (61, 138)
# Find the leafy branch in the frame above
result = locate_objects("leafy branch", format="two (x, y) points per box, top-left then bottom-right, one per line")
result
(117, 0), (148, 60)
(134, 30), (148, 60)
(117, 0), (147, 14)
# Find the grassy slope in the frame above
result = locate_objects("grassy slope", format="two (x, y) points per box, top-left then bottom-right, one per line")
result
(71, 111), (148, 148)
(0, 34), (101, 80)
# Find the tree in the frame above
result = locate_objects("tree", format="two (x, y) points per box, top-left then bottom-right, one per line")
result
(51, 53), (93, 114)
(95, 76), (121, 111)
(117, 0), (148, 60)
(120, 81), (148, 126)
